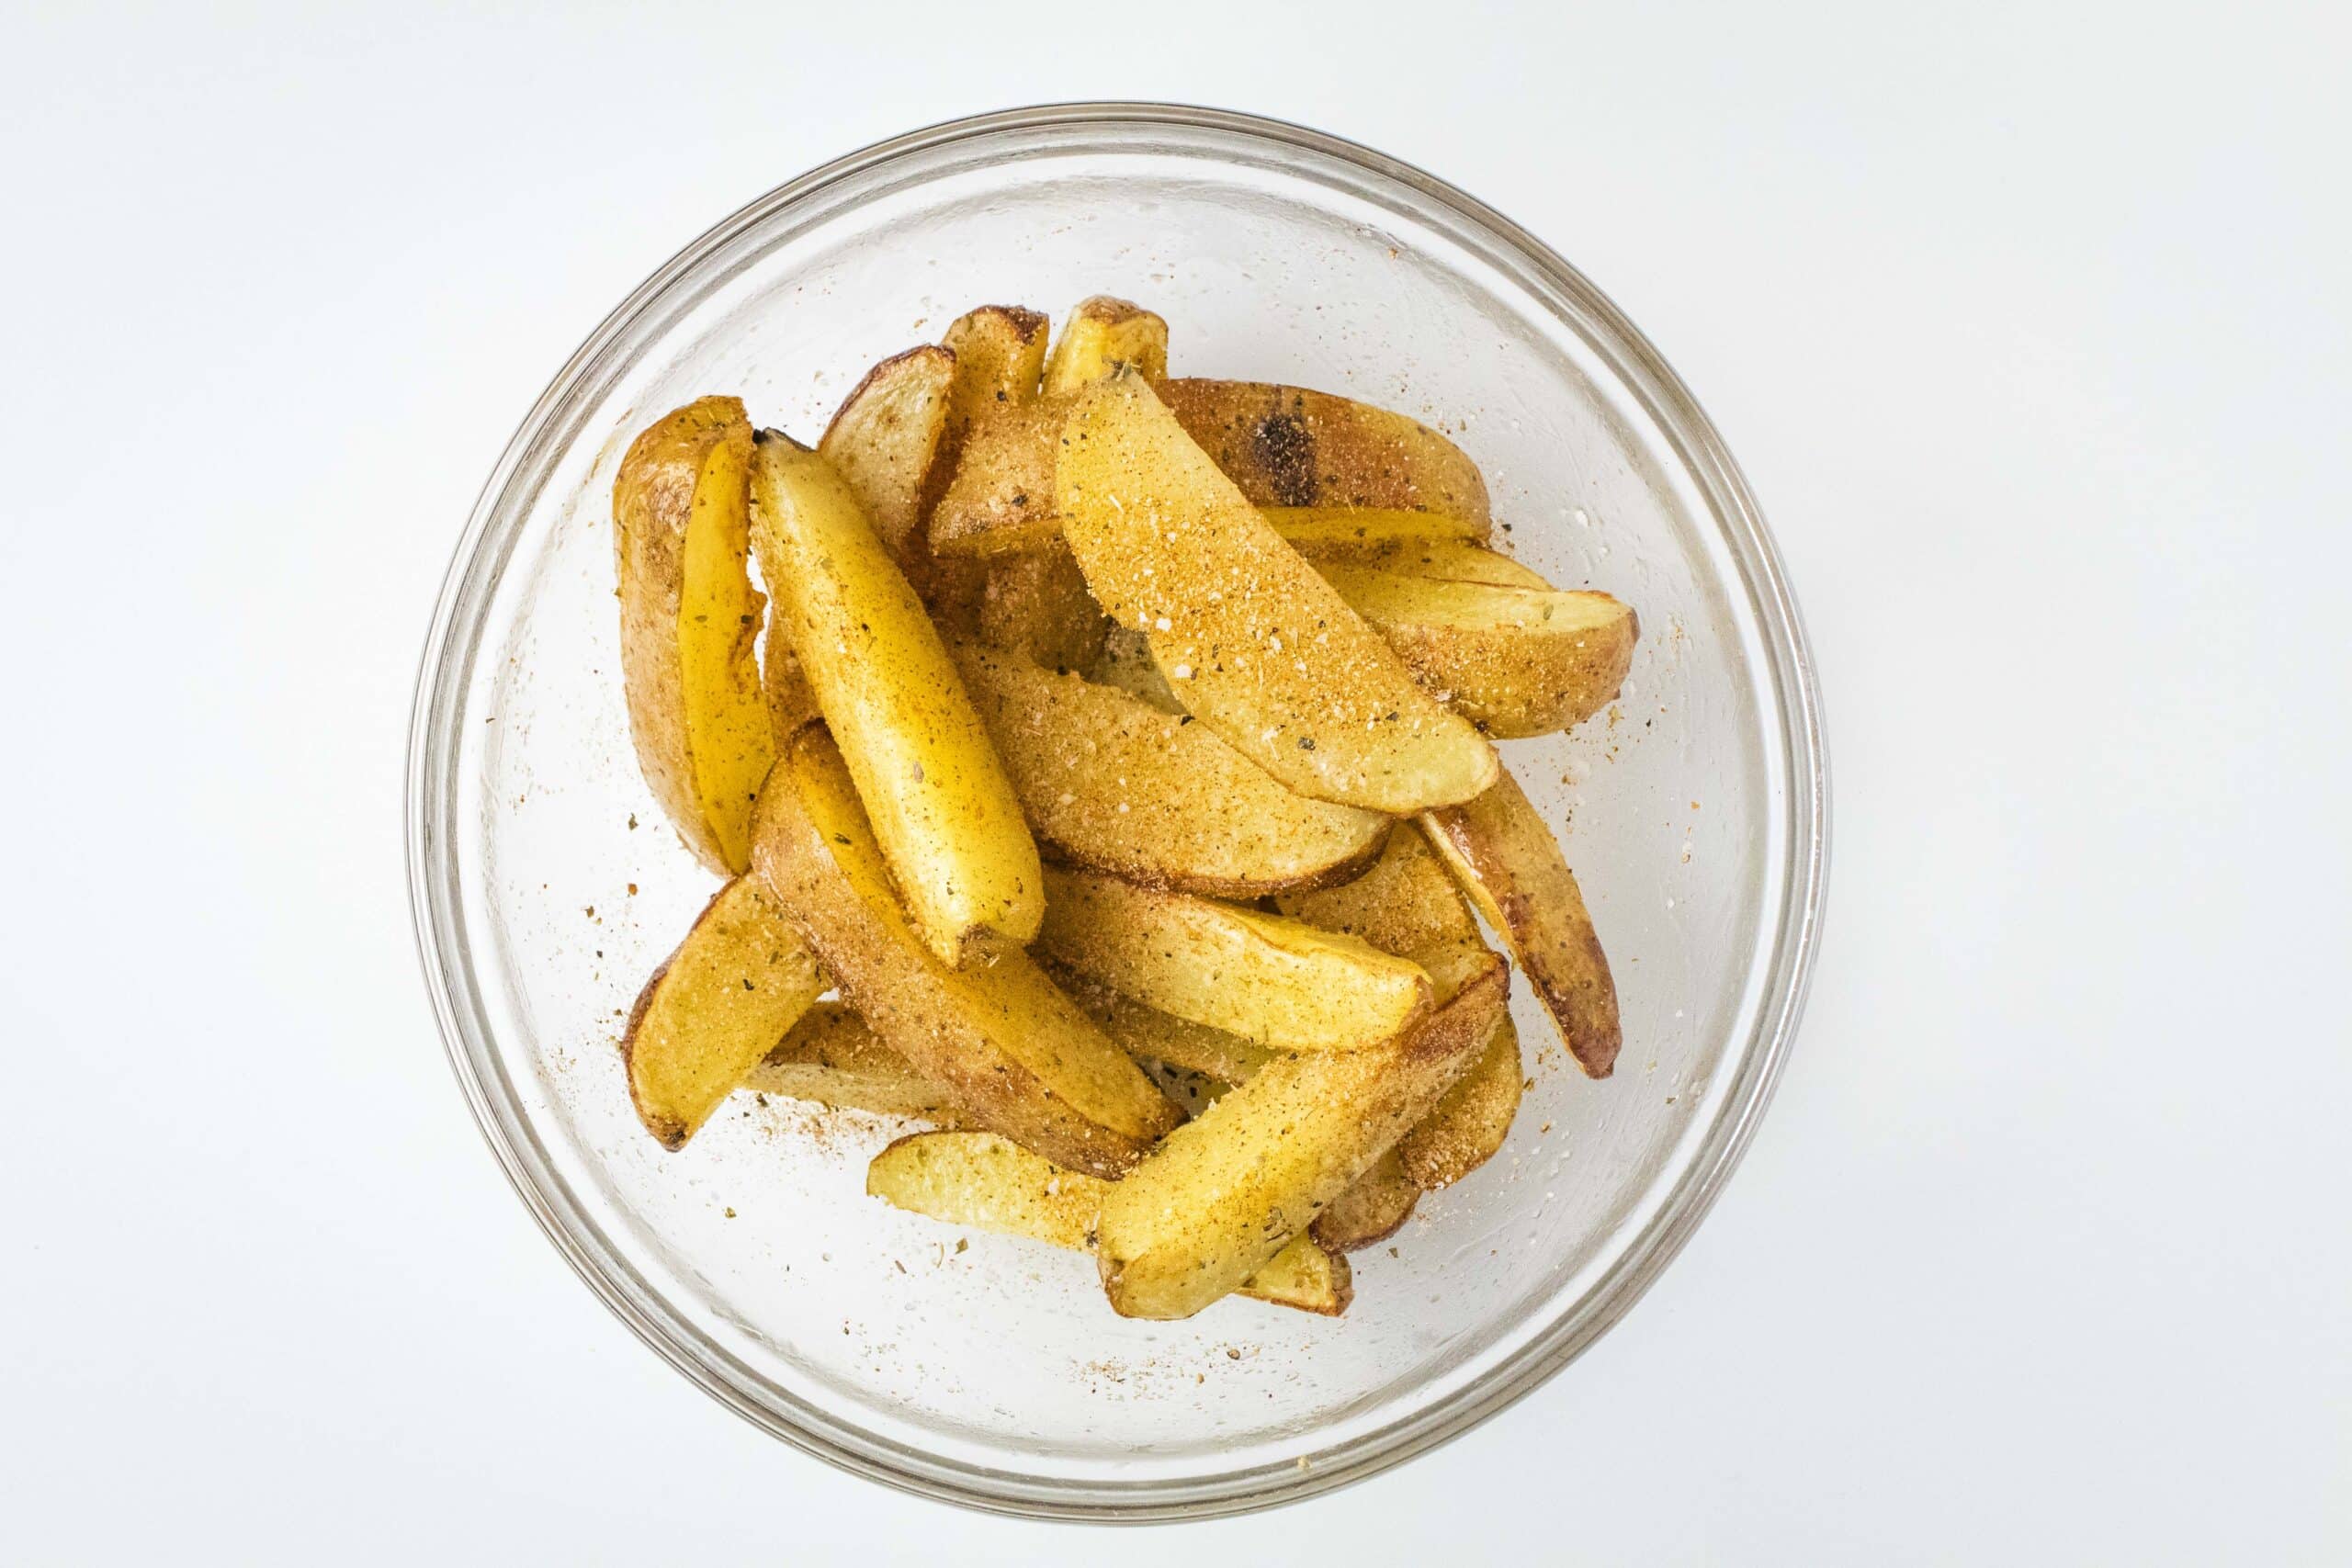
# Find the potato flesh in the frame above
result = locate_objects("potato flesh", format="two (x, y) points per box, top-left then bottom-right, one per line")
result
(1038, 864), (1431, 1053)
(751, 726), (1175, 1177)
(954, 642), (1391, 897)
(1055, 373), (1497, 812)
(751, 436), (1042, 960)
(1084, 626), (1184, 714)
(1300, 536), (1552, 588)
(1420, 768), (1623, 1077)
(1094, 946), (1508, 1318)
(613, 397), (775, 873)
(866, 1132), (1350, 1314)
(1041, 296), (1169, 394)
(1055, 966), (1275, 1084)
(1397, 1015), (1522, 1190)
(621, 876), (827, 1148)
(1317, 565), (1637, 739)
(978, 547), (1108, 672)
(741, 1002), (969, 1124)
(1262, 506), (1487, 557)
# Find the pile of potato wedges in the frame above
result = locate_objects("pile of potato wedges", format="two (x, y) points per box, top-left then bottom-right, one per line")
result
(612, 298), (1634, 1320)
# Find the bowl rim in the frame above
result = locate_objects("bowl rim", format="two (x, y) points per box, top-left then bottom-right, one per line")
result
(406, 99), (1828, 1522)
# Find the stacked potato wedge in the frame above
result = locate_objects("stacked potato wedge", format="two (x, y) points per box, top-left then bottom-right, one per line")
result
(608, 298), (1636, 1319)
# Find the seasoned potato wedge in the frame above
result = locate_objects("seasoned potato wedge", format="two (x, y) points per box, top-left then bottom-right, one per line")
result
(1262, 506), (1487, 557)
(1311, 1148), (1420, 1252)
(741, 1001), (968, 1125)
(621, 876), (827, 1148)
(954, 642), (1391, 897)
(818, 345), (956, 570)
(1041, 296), (1170, 394)
(1095, 942), (1508, 1317)
(922, 306), (1048, 621)
(751, 726), (1176, 1177)
(762, 614), (819, 746)
(866, 1132), (1350, 1314)
(1038, 865), (1431, 1052)
(978, 547), (1108, 671)
(751, 434), (1041, 960)
(1057, 372), (1497, 812)
(1317, 565), (1637, 738)
(1396, 1015), (1522, 1190)
(1421, 770), (1623, 1077)
(612, 396), (775, 872)
(1157, 378), (1490, 525)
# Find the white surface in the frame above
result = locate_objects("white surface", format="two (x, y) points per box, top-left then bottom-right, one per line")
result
(1, 2), (2344, 1562)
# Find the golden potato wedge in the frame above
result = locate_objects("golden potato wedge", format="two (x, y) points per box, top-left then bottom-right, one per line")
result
(1311, 1148), (1420, 1252)
(1317, 564), (1637, 739)
(1084, 625), (1183, 714)
(751, 725), (1175, 1177)
(750, 434), (1042, 960)
(1420, 770), (1623, 1077)
(953, 642), (1391, 898)
(1041, 296), (1170, 395)
(867, 1132), (1350, 1314)
(620, 876), (827, 1148)
(818, 345), (956, 570)
(741, 1001), (968, 1124)
(1038, 864), (1431, 1052)
(1302, 536), (1553, 589)
(1156, 378), (1490, 525)
(1095, 942), (1508, 1318)
(1054, 965), (1275, 1084)
(1056, 372), (1497, 812)
(1396, 1015), (1522, 1190)
(978, 547), (1108, 672)
(919, 307), (1048, 625)
(612, 397), (775, 873)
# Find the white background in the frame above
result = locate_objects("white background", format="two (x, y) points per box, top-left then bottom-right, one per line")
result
(3, 3), (2346, 1562)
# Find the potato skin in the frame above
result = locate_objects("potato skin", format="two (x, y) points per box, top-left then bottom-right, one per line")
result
(819, 344), (956, 571)
(1041, 296), (1169, 395)
(1056, 372), (1497, 813)
(1397, 1015), (1522, 1190)
(612, 396), (773, 872)
(1421, 771), (1623, 1077)
(1310, 1147), (1420, 1252)
(751, 726), (1176, 1179)
(620, 876), (827, 1148)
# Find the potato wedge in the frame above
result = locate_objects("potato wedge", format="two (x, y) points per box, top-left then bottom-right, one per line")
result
(1420, 770), (1623, 1077)
(953, 642), (1391, 897)
(751, 725), (1175, 1177)
(919, 307), (1048, 624)
(1056, 372), (1497, 812)
(1038, 864), (1431, 1052)
(1397, 1015), (1522, 1190)
(762, 614), (819, 745)
(1311, 1148), (1420, 1252)
(1157, 378), (1490, 525)
(612, 397), (775, 872)
(1095, 942), (1508, 1317)
(1041, 296), (1169, 394)
(978, 548), (1108, 672)
(621, 876), (827, 1148)
(818, 345), (956, 570)
(867, 1132), (1350, 1314)
(1317, 565), (1637, 739)
(741, 1001), (968, 1124)
(750, 434), (1042, 960)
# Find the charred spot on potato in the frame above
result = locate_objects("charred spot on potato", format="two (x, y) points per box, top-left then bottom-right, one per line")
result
(1250, 411), (1318, 505)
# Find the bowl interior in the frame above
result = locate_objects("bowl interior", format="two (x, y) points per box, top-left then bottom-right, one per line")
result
(415, 109), (1815, 1517)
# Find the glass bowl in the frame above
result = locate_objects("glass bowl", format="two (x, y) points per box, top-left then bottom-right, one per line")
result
(406, 103), (1826, 1520)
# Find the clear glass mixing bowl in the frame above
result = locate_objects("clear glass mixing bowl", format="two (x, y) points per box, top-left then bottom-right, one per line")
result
(406, 103), (1826, 1520)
